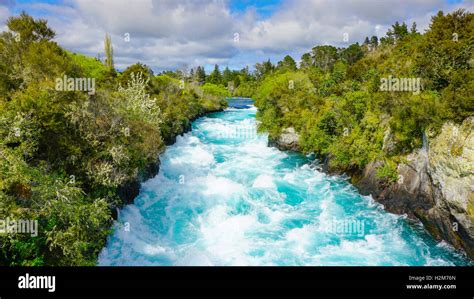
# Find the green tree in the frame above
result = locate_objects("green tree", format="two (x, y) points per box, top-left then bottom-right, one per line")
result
(0, 12), (64, 96)
(222, 66), (233, 84)
(195, 66), (206, 85)
(6, 12), (55, 45)
(340, 43), (364, 64)
(370, 36), (378, 47)
(410, 22), (418, 34)
(312, 45), (338, 72)
(416, 9), (473, 90)
(207, 64), (222, 84)
(119, 62), (153, 87)
(255, 59), (274, 79)
(239, 66), (252, 82)
(300, 53), (312, 69)
(277, 55), (297, 71)
(104, 33), (114, 72)
(385, 21), (409, 43)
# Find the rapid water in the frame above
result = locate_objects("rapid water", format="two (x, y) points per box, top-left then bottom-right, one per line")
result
(99, 99), (471, 266)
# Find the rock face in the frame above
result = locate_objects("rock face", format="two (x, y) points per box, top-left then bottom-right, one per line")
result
(425, 117), (474, 257)
(268, 127), (300, 151)
(269, 118), (474, 259)
(356, 117), (474, 259)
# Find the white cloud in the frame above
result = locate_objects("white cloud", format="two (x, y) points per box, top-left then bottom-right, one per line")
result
(236, 0), (454, 52)
(0, 4), (11, 31)
(22, 0), (239, 70)
(1, 0), (472, 71)
(74, 0), (235, 41)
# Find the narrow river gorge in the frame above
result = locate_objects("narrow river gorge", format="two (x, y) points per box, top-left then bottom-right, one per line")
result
(99, 99), (471, 266)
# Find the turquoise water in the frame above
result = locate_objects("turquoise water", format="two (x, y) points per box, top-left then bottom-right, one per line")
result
(99, 101), (471, 266)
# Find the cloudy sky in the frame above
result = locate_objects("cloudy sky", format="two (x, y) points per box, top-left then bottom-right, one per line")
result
(0, 0), (472, 72)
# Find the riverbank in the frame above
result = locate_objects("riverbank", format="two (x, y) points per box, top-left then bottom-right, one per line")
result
(100, 102), (470, 265)
(268, 117), (474, 260)
(251, 9), (473, 261)
(0, 12), (230, 264)
(113, 106), (225, 218)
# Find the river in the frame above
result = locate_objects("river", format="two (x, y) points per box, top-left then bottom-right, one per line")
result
(99, 98), (470, 266)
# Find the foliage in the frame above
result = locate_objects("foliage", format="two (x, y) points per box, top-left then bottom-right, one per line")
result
(340, 43), (364, 64)
(201, 83), (231, 98)
(234, 80), (258, 97)
(104, 33), (114, 72)
(312, 45), (338, 72)
(119, 63), (153, 87)
(253, 9), (473, 175)
(207, 64), (222, 85)
(277, 55), (297, 71)
(376, 160), (399, 183)
(0, 14), (227, 266)
(0, 9), (472, 265)
(118, 72), (162, 124)
(67, 51), (108, 81)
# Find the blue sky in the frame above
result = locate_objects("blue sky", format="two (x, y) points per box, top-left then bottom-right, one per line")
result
(9, 0), (283, 20)
(0, 0), (472, 72)
(230, 0), (282, 17)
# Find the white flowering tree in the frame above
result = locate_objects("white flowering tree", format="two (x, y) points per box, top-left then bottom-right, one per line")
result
(118, 72), (162, 125)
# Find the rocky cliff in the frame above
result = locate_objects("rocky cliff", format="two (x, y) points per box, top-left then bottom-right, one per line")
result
(270, 118), (474, 259)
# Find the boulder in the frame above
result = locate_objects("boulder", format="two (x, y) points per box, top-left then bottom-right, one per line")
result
(268, 127), (300, 151)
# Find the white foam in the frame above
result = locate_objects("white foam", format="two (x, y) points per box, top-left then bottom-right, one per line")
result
(169, 145), (214, 166)
(252, 174), (276, 189)
(99, 106), (468, 266)
(142, 244), (167, 256)
(202, 175), (246, 196)
(199, 205), (258, 265)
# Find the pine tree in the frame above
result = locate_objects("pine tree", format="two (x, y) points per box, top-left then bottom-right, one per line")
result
(223, 67), (232, 84)
(195, 66), (206, 85)
(370, 36), (378, 47)
(411, 22), (418, 34)
(277, 55), (297, 71)
(208, 64), (222, 84)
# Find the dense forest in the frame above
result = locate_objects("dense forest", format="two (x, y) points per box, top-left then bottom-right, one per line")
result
(191, 9), (472, 183)
(0, 9), (472, 265)
(0, 13), (228, 265)
(244, 9), (473, 182)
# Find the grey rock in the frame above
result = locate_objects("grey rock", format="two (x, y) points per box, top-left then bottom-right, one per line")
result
(268, 127), (300, 151)
(355, 117), (474, 259)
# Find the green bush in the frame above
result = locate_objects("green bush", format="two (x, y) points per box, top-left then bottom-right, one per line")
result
(201, 83), (231, 97)
(376, 160), (399, 183)
(0, 13), (227, 266)
(253, 9), (473, 175)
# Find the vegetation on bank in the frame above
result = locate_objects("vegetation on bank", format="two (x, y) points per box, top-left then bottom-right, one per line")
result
(0, 9), (472, 266)
(0, 13), (227, 265)
(249, 9), (473, 179)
